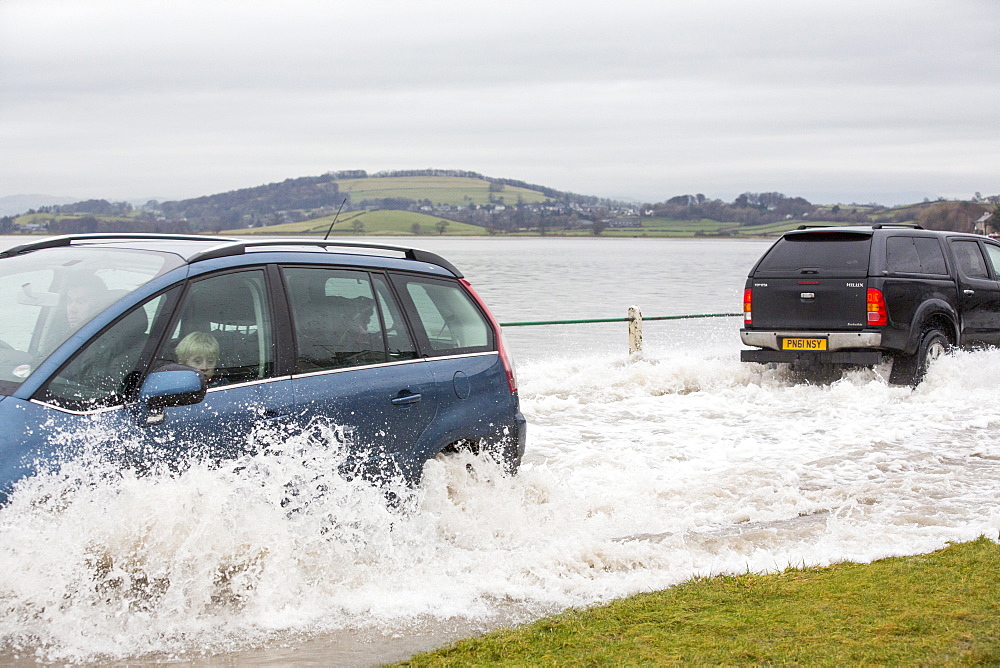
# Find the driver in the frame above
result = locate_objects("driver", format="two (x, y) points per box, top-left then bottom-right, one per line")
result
(65, 274), (111, 330)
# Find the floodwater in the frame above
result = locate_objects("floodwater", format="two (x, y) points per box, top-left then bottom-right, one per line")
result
(2, 236), (999, 665)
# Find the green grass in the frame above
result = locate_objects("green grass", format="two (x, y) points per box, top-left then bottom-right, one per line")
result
(558, 218), (741, 237)
(551, 217), (858, 238)
(334, 176), (552, 206)
(542, 219), (743, 238)
(223, 209), (488, 236)
(13, 212), (139, 226)
(225, 214), (854, 239)
(398, 537), (1000, 665)
(732, 219), (860, 237)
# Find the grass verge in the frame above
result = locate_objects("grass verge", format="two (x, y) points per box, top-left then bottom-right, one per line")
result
(397, 536), (1000, 665)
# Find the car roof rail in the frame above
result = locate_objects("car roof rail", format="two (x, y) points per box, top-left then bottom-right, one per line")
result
(871, 223), (924, 230)
(794, 224), (840, 230)
(0, 233), (238, 259)
(188, 239), (464, 277)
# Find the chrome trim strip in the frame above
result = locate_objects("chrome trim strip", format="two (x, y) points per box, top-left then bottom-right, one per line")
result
(290, 351), (498, 380)
(421, 351), (498, 362)
(205, 374), (293, 392)
(30, 374), (296, 414)
(28, 399), (124, 416)
(741, 330), (882, 352)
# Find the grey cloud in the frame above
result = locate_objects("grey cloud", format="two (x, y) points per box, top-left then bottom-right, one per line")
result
(1, 0), (998, 204)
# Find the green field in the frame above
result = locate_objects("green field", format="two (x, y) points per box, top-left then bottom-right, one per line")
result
(539, 217), (859, 238)
(400, 537), (1000, 666)
(243, 214), (785, 239)
(335, 175), (553, 206)
(13, 212), (138, 226)
(224, 209), (489, 236)
(8, 207), (876, 239)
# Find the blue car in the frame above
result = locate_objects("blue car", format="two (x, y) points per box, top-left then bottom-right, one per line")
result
(0, 234), (525, 502)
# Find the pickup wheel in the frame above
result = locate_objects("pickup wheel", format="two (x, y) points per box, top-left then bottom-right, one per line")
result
(889, 327), (949, 386)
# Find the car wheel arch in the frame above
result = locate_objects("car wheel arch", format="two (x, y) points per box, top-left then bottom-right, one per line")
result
(904, 301), (958, 355)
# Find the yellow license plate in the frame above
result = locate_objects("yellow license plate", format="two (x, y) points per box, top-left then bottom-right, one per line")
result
(782, 337), (827, 351)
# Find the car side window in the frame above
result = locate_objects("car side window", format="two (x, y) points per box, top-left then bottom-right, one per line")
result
(886, 236), (947, 275)
(159, 270), (275, 386)
(393, 274), (492, 354)
(913, 238), (948, 275)
(982, 243), (1000, 278)
(285, 267), (400, 372)
(40, 293), (169, 410)
(950, 240), (990, 279)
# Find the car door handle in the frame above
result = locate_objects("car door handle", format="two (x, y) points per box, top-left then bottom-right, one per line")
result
(964, 289), (975, 295)
(391, 391), (422, 406)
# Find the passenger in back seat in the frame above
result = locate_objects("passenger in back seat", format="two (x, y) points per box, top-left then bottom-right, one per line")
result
(336, 296), (376, 352)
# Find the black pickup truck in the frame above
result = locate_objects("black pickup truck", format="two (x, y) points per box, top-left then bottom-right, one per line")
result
(740, 224), (1000, 384)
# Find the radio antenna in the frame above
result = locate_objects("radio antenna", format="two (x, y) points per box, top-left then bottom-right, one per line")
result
(323, 198), (348, 241)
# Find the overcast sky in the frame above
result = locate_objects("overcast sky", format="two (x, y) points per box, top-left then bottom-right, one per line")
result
(1, 0), (997, 207)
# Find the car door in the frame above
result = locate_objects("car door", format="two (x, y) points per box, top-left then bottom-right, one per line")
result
(283, 266), (438, 479)
(950, 239), (1000, 346)
(141, 268), (294, 462)
(977, 240), (1000, 346)
(28, 289), (180, 475)
(389, 272), (512, 459)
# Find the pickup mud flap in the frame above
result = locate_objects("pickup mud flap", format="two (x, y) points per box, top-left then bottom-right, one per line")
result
(741, 350), (884, 365)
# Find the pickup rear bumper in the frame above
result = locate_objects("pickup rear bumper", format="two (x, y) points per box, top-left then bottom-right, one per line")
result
(740, 349), (884, 365)
(740, 330), (884, 365)
(741, 330), (882, 351)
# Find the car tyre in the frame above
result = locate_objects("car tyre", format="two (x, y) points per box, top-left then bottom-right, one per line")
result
(889, 327), (948, 386)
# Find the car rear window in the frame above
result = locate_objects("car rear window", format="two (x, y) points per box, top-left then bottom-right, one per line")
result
(756, 233), (872, 276)
(393, 275), (493, 354)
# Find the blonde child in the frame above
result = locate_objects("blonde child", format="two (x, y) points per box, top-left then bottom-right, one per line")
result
(176, 331), (220, 382)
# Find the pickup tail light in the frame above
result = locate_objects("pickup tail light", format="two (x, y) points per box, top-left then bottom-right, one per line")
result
(460, 278), (518, 393)
(743, 288), (752, 326)
(867, 288), (887, 326)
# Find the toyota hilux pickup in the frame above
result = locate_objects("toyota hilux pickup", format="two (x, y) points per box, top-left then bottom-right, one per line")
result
(740, 224), (1000, 384)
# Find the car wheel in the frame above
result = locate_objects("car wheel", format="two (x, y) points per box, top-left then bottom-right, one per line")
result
(433, 438), (520, 477)
(889, 327), (949, 386)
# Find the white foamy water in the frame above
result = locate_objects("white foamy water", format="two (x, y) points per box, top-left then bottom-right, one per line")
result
(2, 336), (999, 663)
(1, 236), (998, 663)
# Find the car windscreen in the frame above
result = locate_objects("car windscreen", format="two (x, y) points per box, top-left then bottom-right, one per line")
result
(0, 246), (180, 395)
(754, 233), (872, 276)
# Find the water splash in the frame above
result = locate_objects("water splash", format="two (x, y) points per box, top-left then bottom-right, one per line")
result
(2, 347), (1000, 662)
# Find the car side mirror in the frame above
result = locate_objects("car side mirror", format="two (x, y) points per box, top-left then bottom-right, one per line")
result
(139, 366), (207, 411)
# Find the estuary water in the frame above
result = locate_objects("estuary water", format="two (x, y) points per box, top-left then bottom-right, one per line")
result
(2, 236), (1000, 665)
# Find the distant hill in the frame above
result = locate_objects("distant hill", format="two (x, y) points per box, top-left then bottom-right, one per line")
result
(157, 173), (345, 231)
(143, 170), (600, 233)
(335, 175), (553, 207)
(5, 170), (995, 238)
